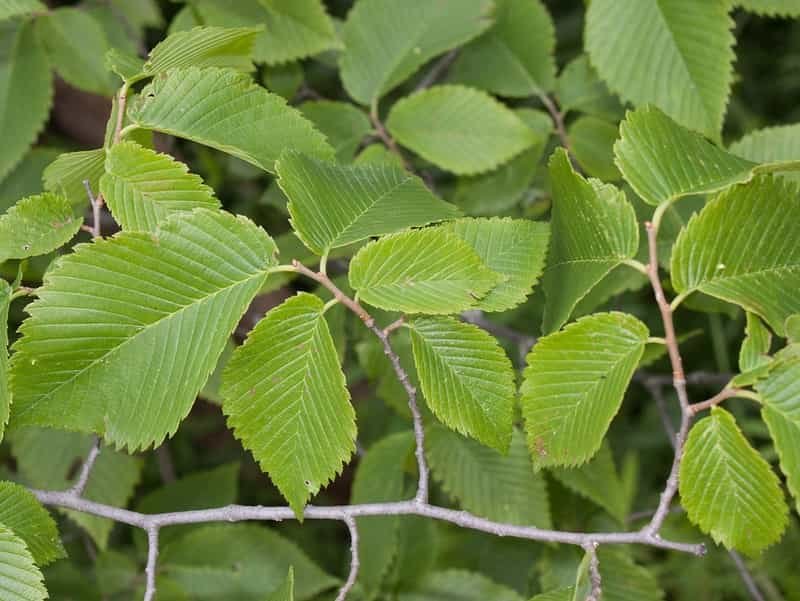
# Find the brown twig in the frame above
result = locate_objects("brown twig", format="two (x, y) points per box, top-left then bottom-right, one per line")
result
(83, 180), (104, 239)
(369, 101), (414, 173)
(382, 316), (405, 336)
(415, 50), (459, 91)
(334, 516), (360, 601)
(583, 542), (603, 601)
(688, 387), (747, 416)
(538, 93), (573, 158)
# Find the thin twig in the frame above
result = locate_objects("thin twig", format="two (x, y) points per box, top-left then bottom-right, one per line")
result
(114, 84), (129, 145)
(291, 261), (430, 503)
(642, 378), (677, 447)
(583, 542), (602, 601)
(461, 310), (537, 365)
(143, 526), (159, 601)
(335, 516), (360, 601)
(382, 316), (405, 336)
(68, 436), (101, 497)
(83, 180), (104, 239)
(369, 101), (413, 172)
(415, 50), (459, 91)
(643, 219), (693, 536)
(31, 490), (706, 556)
(538, 93), (573, 159)
(688, 387), (747, 416)
(729, 550), (767, 601)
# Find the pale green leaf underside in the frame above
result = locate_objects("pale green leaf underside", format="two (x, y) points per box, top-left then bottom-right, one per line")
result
(449, 0), (556, 97)
(10, 209), (276, 451)
(43, 149), (106, 210)
(0, 524), (47, 601)
(257, 0), (340, 65)
(339, 0), (493, 105)
(0, 282), (9, 442)
(128, 66), (333, 173)
(399, 570), (524, 601)
(756, 357), (800, 514)
(680, 407), (788, 555)
(729, 123), (800, 183)
(144, 26), (259, 76)
(0, 481), (63, 566)
(266, 567), (294, 601)
(521, 312), (648, 468)
(549, 442), (628, 524)
(277, 150), (460, 255)
(442, 217), (550, 312)
(386, 85), (537, 176)
(101, 141), (219, 232)
(671, 175), (800, 335)
(542, 149), (638, 334)
(410, 316), (515, 451)
(0, 0), (44, 21)
(614, 106), (800, 206)
(221, 293), (356, 517)
(349, 228), (499, 314)
(351, 431), (414, 597)
(733, 0), (800, 16)
(0, 20), (52, 182)
(427, 425), (551, 527)
(586, 0), (734, 138)
(0, 193), (81, 264)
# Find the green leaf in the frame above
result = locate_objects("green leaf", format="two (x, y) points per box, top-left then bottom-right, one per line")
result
(680, 407), (788, 555)
(144, 26), (259, 77)
(0, 524), (47, 601)
(732, 0), (800, 16)
(8, 428), (142, 550)
(127, 67), (333, 173)
(0, 147), (60, 212)
(786, 315), (800, 344)
(100, 141), (220, 232)
(159, 523), (337, 600)
(399, 570), (524, 601)
(670, 176), (800, 335)
(614, 106), (800, 207)
(448, 0), (556, 97)
(43, 149), (106, 210)
(339, 0), (493, 105)
(739, 312), (772, 373)
(585, 0), (734, 138)
(386, 85), (537, 175)
(0, 193), (81, 263)
(756, 357), (800, 514)
(0, 0), (44, 21)
(542, 149), (638, 334)
(0, 20), (52, 182)
(549, 442), (629, 524)
(442, 217), (550, 312)
(10, 209), (276, 450)
(256, 0), (340, 65)
(351, 431), (415, 598)
(530, 589), (573, 601)
(135, 463), (239, 548)
(594, 547), (665, 601)
(348, 228), (500, 314)
(556, 55), (623, 121)
(410, 316), (515, 451)
(451, 109), (551, 215)
(298, 101), (371, 163)
(568, 116), (621, 181)
(277, 151), (460, 256)
(427, 425), (551, 527)
(729, 123), (800, 183)
(221, 293), (355, 517)
(263, 62), (303, 99)
(0, 481), (63, 566)
(36, 8), (116, 96)
(0, 281), (8, 442)
(266, 568), (294, 601)
(521, 312), (648, 468)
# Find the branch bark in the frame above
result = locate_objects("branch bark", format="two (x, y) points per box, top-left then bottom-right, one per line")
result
(68, 436), (101, 497)
(334, 516), (360, 601)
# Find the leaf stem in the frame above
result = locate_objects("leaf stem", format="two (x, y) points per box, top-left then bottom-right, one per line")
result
(369, 98), (414, 173)
(689, 388), (760, 415)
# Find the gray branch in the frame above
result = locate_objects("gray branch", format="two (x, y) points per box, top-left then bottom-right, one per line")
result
(67, 436), (101, 497)
(334, 516), (360, 601)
